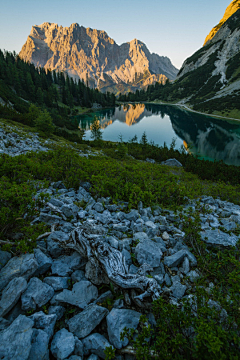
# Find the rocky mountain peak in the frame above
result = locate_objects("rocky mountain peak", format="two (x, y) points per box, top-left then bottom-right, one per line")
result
(203, 0), (240, 45)
(19, 22), (178, 94)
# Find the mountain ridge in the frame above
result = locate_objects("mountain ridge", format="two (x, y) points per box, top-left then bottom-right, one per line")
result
(203, 0), (240, 46)
(19, 22), (178, 94)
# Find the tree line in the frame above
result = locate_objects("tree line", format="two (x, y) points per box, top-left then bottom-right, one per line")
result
(0, 49), (116, 137)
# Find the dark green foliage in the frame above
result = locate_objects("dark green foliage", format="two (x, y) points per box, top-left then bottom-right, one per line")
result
(226, 52), (240, 82)
(34, 109), (55, 134)
(0, 49), (116, 143)
(0, 172), (48, 253)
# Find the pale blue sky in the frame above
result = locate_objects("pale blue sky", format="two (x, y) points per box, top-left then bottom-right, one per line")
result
(0, 0), (230, 69)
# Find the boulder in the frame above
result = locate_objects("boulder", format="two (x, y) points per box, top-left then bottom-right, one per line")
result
(106, 309), (141, 349)
(201, 229), (238, 246)
(0, 315), (34, 359)
(0, 277), (27, 317)
(43, 276), (70, 291)
(161, 158), (182, 167)
(71, 270), (87, 282)
(28, 329), (49, 360)
(82, 333), (111, 359)
(34, 249), (52, 275)
(0, 253), (38, 292)
(93, 202), (104, 213)
(125, 210), (139, 222)
(55, 281), (98, 309)
(0, 250), (11, 270)
(74, 336), (84, 357)
(51, 328), (75, 360)
(163, 250), (186, 268)
(170, 277), (187, 300)
(135, 239), (162, 268)
(68, 304), (109, 339)
(30, 311), (57, 340)
(47, 231), (69, 258)
(21, 277), (54, 311)
(48, 305), (65, 320)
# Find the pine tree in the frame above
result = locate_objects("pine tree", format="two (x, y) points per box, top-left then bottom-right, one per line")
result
(90, 116), (102, 140)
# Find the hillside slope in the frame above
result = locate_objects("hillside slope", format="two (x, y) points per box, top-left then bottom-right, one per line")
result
(167, 7), (240, 115)
(19, 22), (178, 94)
(204, 0), (240, 45)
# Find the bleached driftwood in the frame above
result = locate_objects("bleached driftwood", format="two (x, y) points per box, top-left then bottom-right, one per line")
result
(58, 227), (161, 305)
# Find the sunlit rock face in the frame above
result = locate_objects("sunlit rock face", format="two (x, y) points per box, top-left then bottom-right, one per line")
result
(19, 22), (178, 94)
(204, 0), (240, 46)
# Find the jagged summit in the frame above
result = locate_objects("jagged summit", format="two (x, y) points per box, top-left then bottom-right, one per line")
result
(204, 0), (240, 45)
(19, 22), (178, 94)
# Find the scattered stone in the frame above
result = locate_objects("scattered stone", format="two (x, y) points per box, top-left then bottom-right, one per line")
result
(0, 250), (11, 270)
(71, 270), (87, 282)
(51, 328), (75, 360)
(51, 258), (73, 276)
(162, 231), (170, 240)
(82, 333), (111, 359)
(43, 276), (70, 291)
(107, 309), (141, 349)
(30, 311), (57, 340)
(28, 328), (49, 360)
(0, 277), (27, 317)
(170, 277), (187, 300)
(55, 281), (98, 308)
(48, 305), (65, 320)
(87, 355), (99, 360)
(74, 336), (84, 357)
(34, 248), (52, 275)
(161, 158), (182, 167)
(0, 253), (38, 291)
(164, 250), (186, 268)
(135, 239), (162, 267)
(47, 231), (69, 258)
(21, 277), (54, 311)
(201, 229), (238, 246)
(187, 270), (200, 282)
(0, 315), (34, 360)
(68, 304), (109, 338)
(38, 213), (62, 225)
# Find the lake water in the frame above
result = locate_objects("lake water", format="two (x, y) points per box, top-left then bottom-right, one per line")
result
(75, 103), (240, 166)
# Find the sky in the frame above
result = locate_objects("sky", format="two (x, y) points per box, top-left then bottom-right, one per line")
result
(0, 0), (231, 69)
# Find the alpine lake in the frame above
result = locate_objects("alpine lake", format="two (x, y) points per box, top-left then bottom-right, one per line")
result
(73, 103), (240, 166)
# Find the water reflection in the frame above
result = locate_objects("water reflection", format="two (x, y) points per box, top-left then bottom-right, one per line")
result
(75, 104), (240, 165)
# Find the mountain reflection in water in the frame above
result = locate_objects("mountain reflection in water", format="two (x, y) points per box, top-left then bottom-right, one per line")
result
(75, 103), (240, 166)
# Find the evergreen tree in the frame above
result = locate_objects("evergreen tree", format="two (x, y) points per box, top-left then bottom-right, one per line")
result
(90, 116), (102, 140)
(34, 109), (55, 134)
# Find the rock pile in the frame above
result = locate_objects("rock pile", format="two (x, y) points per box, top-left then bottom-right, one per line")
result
(0, 178), (239, 359)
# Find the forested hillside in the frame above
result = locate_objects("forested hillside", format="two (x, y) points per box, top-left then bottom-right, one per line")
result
(0, 50), (115, 141)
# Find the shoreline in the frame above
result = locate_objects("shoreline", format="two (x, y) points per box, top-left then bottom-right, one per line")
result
(148, 101), (240, 123)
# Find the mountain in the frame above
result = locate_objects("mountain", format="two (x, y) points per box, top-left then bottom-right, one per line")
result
(19, 22), (178, 94)
(204, 0), (240, 45)
(162, 2), (240, 117)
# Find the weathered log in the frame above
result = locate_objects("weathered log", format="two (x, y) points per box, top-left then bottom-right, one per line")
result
(57, 227), (161, 304)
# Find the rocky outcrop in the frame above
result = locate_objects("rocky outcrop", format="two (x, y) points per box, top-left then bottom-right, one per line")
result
(204, 0), (240, 45)
(19, 22), (178, 93)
